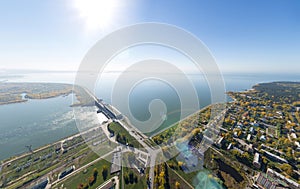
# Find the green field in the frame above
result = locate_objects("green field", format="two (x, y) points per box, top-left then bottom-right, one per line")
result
(167, 165), (194, 189)
(166, 158), (198, 185)
(59, 158), (115, 189)
(122, 166), (148, 189)
(108, 122), (143, 149)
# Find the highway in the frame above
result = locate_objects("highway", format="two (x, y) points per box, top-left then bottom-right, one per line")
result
(115, 120), (162, 189)
(2, 87), (162, 189)
(83, 87), (162, 189)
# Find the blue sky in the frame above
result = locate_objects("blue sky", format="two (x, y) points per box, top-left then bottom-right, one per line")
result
(0, 0), (299, 74)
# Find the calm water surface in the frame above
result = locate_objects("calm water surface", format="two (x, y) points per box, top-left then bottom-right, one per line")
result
(0, 94), (97, 161)
(0, 72), (298, 189)
(0, 73), (298, 161)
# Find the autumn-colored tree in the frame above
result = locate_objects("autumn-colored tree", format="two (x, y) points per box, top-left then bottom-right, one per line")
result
(102, 165), (108, 180)
(178, 161), (184, 168)
(124, 172), (129, 184)
(89, 175), (95, 186)
(192, 128), (201, 136)
(77, 183), (84, 189)
(93, 168), (98, 178)
(279, 163), (293, 176)
(242, 152), (250, 160)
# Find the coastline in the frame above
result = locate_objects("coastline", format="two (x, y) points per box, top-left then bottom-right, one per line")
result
(0, 93), (73, 106)
(0, 99), (28, 106)
(151, 92), (234, 138)
(0, 82), (74, 105)
(150, 103), (215, 138)
(0, 82), (95, 107)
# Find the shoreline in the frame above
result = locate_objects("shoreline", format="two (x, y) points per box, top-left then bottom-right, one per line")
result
(0, 82), (95, 107)
(0, 127), (82, 164)
(150, 103), (214, 137)
(150, 93), (233, 138)
(0, 99), (28, 106)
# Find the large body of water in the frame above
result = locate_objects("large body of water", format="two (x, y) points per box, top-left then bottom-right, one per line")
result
(0, 72), (298, 189)
(0, 93), (98, 161)
(0, 72), (298, 161)
(0, 73), (300, 160)
(95, 72), (299, 135)
(0, 95), (77, 160)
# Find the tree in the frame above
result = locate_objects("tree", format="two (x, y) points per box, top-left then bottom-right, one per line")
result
(192, 128), (201, 136)
(262, 156), (268, 164)
(134, 175), (138, 183)
(242, 152), (250, 160)
(159, 171), (165, 178)
(93, 168), (98, 178)
(231, 149), (241, 157)
(77, 183), (84, 189)
(124, 173), (129, 184)
(79, 183), (88, 189)
(279, 163), (293, 176)
(178, 161), (184, 167)
(89, 175), (96, 186)
(237, 130), (242, 137)
(129, 171), (134, 184)
(102, 165), (108, 180)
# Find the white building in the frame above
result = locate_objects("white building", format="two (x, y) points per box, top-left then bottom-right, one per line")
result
(253, 152), (261, 169)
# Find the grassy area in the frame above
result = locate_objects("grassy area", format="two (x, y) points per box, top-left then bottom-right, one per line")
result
(204, 148), (248, 189)
(1, 130), (103, 188)
(78, 151), (101, 166)
(122, 166), (148, 189)
(9, 151), (99, 189)
(120, 151), (148, 189)
(167, 166), (194, 189)
(59, 158), (115, 189)
(153, 161), (196, 189)
(108, 122), (143, 149)
(166, 158), (198, 185)
(2, 147), (61, 187)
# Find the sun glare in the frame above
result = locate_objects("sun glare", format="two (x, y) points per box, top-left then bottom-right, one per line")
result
(74, 0), (121, 31)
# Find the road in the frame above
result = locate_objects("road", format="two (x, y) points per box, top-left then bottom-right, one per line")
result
(96, 176), (119, 189)
(2, 88), (161, 189)
(80, 88), (162, 189)
(115, 120), (162, 189)
(57, 89), (226, 189)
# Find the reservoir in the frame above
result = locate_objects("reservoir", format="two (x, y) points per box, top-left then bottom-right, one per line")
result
(0, 73), (299, 161)
(0, 94), (96, 161)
